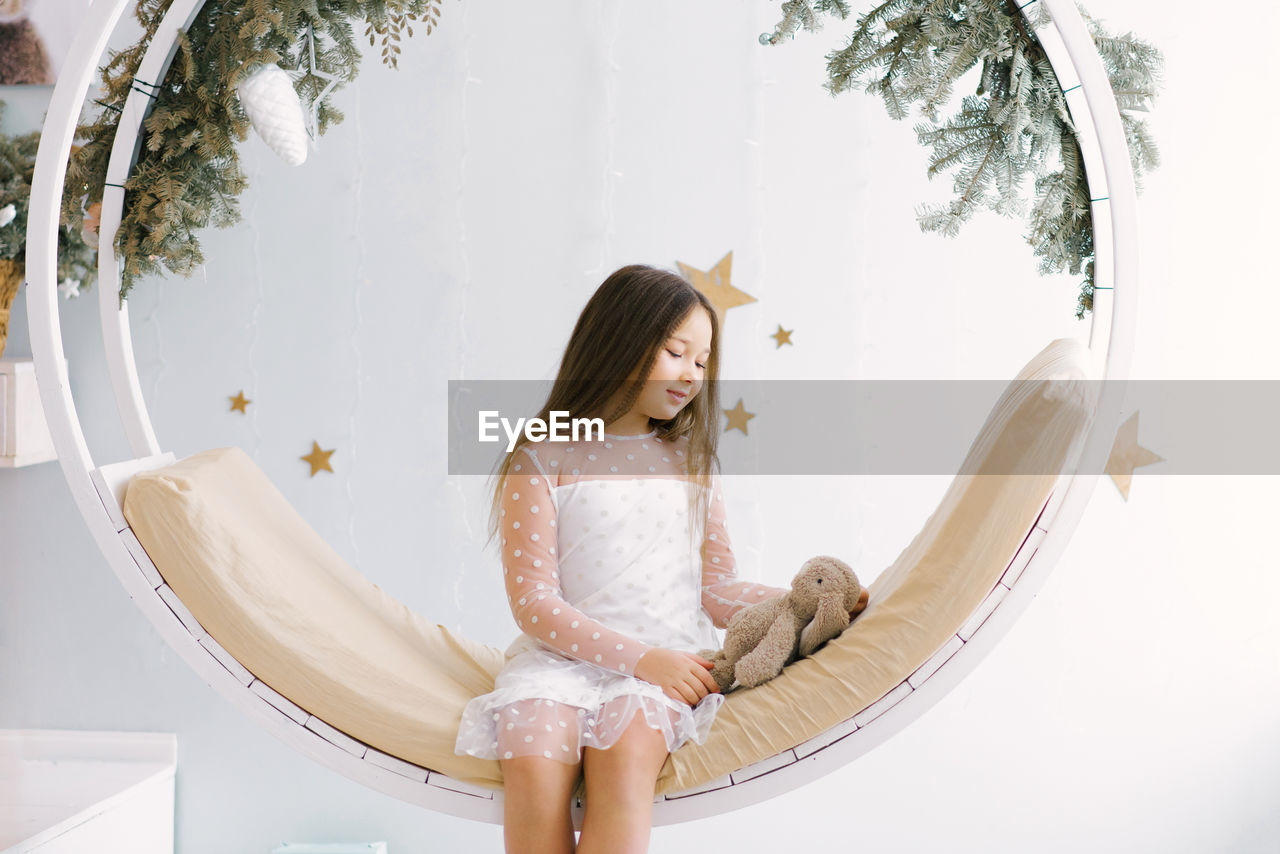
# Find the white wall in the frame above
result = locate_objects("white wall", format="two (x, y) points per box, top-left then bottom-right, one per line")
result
(2, 1), (1277, 851)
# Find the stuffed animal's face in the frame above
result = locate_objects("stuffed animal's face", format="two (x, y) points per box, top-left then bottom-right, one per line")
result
(788, 555), (860, 617)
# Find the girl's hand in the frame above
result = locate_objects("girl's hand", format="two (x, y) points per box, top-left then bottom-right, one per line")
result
(635, 648), (721, 707)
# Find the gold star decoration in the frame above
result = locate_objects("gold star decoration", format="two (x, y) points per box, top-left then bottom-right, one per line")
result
(1105, 411), (1163, 501)
(301, 441), (336, 477)
(229, 390), (251, 413)
(676, 251), (757, 329)
(770, 325), (794, 348)
(723, 398), (757, 436)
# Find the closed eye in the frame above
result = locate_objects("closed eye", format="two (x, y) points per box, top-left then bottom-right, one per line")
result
(667, 349), (707, 370)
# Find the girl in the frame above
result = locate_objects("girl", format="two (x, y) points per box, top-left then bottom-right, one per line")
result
(454, 264), (829, 853)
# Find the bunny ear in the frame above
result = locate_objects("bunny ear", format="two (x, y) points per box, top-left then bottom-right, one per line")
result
(800, 596), (852, 657)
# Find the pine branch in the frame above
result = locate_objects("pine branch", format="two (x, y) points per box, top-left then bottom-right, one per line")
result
(765, 0), (1164, 318)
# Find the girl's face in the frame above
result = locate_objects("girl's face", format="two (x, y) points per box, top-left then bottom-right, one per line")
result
(601, 305), (713, 435)
(636, 306), (713, 420)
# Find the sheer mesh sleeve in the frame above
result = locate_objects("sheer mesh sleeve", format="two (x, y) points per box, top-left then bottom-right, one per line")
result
(700, 472), (790, 629)
(500, 448), (654, 675)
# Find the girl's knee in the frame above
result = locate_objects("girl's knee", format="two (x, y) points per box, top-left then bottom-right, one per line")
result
(583, 711), (669, 790)
(502, 754), (582, 797)
(624, 705), (672, 747)
(501, 757), (579, 854)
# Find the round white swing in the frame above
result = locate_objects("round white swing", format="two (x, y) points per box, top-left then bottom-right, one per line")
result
(26, 0), (1137, 828)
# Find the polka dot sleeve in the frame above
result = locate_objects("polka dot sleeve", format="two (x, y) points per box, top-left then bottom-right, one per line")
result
(500, 448), (654, 675)
(700, 472), (790, 629)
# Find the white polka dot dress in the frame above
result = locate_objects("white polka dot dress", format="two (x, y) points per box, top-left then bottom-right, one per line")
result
(454, 430), (789, 766)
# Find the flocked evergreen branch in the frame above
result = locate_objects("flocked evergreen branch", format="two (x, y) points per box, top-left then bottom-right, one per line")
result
(61, 0), (438, 306)
(763, 0), (1163, 318)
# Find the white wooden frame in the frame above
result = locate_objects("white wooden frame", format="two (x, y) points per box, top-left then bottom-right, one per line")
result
(25, 0), (1137, 827)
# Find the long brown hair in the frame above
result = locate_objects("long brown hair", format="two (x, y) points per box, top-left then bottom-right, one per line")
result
(484, 263), (723, 557)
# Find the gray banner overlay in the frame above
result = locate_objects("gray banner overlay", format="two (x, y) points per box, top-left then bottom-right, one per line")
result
(446, 380), (1280, 476)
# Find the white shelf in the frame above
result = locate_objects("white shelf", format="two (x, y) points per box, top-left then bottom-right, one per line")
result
(0, 357), (60, 468)
(0, 729), (176, 853)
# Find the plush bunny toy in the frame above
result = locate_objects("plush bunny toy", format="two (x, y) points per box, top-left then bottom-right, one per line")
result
(699, 555), (864, 693)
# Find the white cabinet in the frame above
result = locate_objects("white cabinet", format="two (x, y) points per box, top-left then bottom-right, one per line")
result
(0, 730), (176, 854)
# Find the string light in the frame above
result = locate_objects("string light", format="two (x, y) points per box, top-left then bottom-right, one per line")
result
(451, 0), (477, 618)
(586, 1), (623, 280)
(748, 33), (780, 375)
(346, 84), (367, 571)
(246, 156), (264, 460)
(141, 258), (165, 438)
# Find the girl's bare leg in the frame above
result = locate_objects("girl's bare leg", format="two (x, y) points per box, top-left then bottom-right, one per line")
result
(576, 707), (670, 854)
(500, 753), (582, 854)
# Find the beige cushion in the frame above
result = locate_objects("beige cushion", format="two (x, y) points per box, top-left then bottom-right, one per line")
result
(123, 448), (509, 786)
(657, 336), (1096, 793)
(122, 337), (1094, 796)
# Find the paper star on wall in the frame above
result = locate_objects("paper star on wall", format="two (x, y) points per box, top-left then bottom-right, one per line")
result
(301, 441), (336, 477)
(771, 325), (793, 348)
(676, 251), (757, 329)
(723, 398), (756, 436)
(1105, 410), (1163, 501)
(229, 390), (251, 413)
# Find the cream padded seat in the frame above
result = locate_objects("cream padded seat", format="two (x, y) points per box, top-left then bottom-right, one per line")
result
(122, 337), (1095, 795)
(663, 338), (1095, 791)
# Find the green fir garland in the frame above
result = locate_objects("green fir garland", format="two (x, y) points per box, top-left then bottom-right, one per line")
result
(762, 0), (1163, 317)
(63, 0), (1160, 318)
(62, 0), (439, 306)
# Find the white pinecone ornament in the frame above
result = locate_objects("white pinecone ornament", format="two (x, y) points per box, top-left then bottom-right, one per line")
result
(236, 63), (308, 166)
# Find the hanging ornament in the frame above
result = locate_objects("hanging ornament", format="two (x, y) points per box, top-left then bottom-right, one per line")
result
(290, 22), (342, 149)
(81, 201), (102, 250)
(236, 63), (309, 166)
